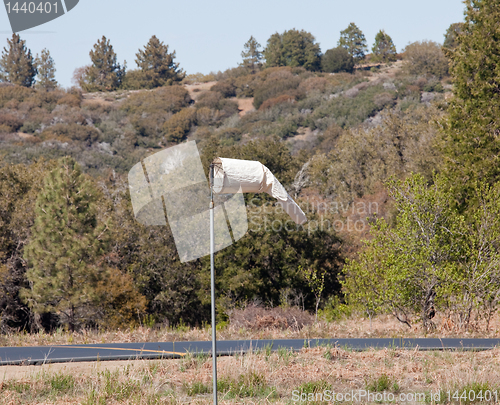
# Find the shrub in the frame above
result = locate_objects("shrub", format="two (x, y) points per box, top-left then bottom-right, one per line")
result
(162, 108), (197, 143)
(253, 71), (303, 109)
(298, 76), (330, 94)
(195, 91), (239, 121)
(321, 47), (355, 73)
(258, 94), (296, 110)
(228, 304), (314, 331)
(403, 40), (449, 78)
(210, 79), (236, 97)
(0, 112), (23, 132)
(121, 86), (191, 115)
(41, 123), (100, 145)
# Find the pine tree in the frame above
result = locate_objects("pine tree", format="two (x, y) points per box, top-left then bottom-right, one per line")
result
(135, 35), (184, 88)
(441, 0), (500, 203)
(35, 48), (57, 90)
(80, 36), (125, 92)
(22, 157), (109, 331)
(338, 22), (368, 63)
(371, 30), (397, 63)
(0, 34), (37, 87)
(241, 36), (262, 72)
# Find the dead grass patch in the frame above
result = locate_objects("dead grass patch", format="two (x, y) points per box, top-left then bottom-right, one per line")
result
(1, 346), (500, 404)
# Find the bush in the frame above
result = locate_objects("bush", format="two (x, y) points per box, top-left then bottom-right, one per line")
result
(121, 86), (192, 139)
(195, 91), (239, 122)
(228, 304), (314, 331)
(253, 70), (303, 109)
(41, 123), (100, 145)
(121, 86), (191, 115)
(321, 47), (355, 73)
(162, 108), (197, 143)
(403, 40), (449, 78)
(0, 113), (23, 132)
(258, 94), (296, 110)
(210, 80), (236, 97)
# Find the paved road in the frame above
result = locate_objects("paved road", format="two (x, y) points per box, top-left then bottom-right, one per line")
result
(1, 338), (500, 365)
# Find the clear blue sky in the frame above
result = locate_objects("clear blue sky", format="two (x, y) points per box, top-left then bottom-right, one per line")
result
(1, 0), (466, 88)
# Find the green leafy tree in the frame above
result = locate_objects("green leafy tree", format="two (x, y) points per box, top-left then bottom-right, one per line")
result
(35, 48), (57, 90)
(441, 0), (500, 202)
(321, 46), (354, 73)
(264, 29), (321, 71)
(133, 35), (184, 88)
(343, 174), (500, 331)
(241, 36), (263, 72)
(80, 36), (125, 92)
(338, 23), (368, 63)
(443, 22), (464, 49)
(0, 34), (37, 87)
(371, 30), (397, 63)
(22, 157), (109, 331)
(342, 174), (459, 330)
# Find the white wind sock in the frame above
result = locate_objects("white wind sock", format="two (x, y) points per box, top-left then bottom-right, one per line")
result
(212, 157), (307, 225)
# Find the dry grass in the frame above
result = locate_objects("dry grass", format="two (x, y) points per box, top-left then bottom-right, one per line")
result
(2, 311), (500, 349)
(1, 345), (500, 404)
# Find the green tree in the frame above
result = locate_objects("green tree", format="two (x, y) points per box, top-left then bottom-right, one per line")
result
(338, 23), (368, 63)
(342, 174), (459, 330)
(80, 36), (125, 92)
(443, 22), (464, 49)
(371, 30), (397, 63)
(35, 48), (57, 90)
(241, 36), (263, 72)
(264, 29), (321, 71)
(321, 46), (354, 73)
(441, 0), (500, 202)
(0, 160), (55, 332)
(0, 34), (37, 87)
(22, 157), (109, 331)
(343, 174), (500, 331)
(133, 35), (184, 88)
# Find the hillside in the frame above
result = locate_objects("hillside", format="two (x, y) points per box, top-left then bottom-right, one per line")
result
(0, 57), (452, 332)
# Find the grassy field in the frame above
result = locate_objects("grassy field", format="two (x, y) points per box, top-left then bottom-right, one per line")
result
(1, 345), (499, 404)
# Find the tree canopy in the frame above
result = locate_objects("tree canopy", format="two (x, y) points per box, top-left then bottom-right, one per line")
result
(134, 35), (184, 88)
(338, 23), (368, 63)
(371, 30), (397, 63)
(241, 36), (263, 72)
(441, 0), (500, 203)
(264, 29), (321, 71)
(321, 46), (354, 73)
(80, 36), (125, 92)
(0, 34), (37, 87)
(35, 49), (57, 90)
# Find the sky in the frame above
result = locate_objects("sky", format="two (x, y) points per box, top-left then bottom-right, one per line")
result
(0, 0), (467, 88)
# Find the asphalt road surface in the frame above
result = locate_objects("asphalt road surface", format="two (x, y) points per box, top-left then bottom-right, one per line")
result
(1, 338), (500, 366)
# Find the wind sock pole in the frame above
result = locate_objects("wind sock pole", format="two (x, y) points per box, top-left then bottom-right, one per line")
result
(209, 163), (218, 405)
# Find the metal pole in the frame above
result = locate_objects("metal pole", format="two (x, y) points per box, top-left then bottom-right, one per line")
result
(209, 164), (218, 405)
